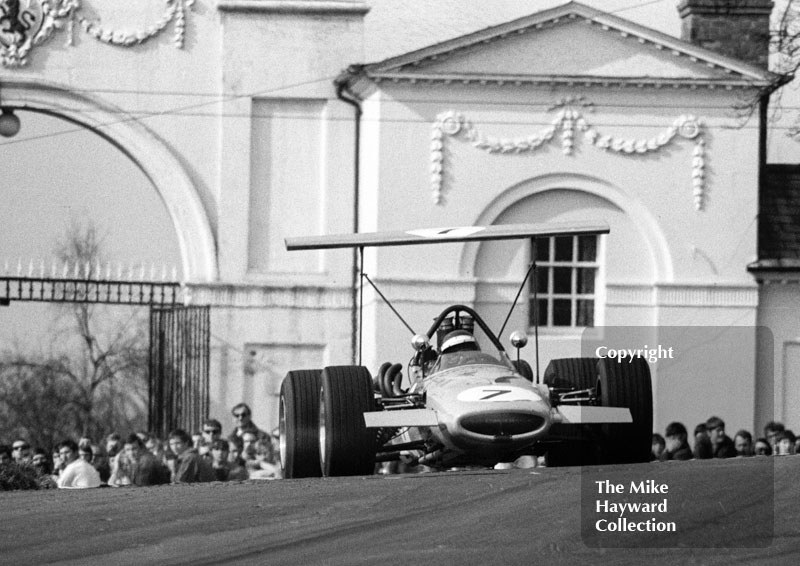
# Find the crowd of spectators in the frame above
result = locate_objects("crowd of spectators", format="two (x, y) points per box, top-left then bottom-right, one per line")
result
(651, 417), (799, 461)
(0, 402), (280, 489)
(4, 408), (797, 489)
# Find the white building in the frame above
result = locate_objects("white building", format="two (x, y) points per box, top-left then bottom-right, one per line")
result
(1, 0), (794, 436)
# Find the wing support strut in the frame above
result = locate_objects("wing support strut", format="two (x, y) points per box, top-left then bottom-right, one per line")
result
(357, 247), (416, 365)
(497, 259), (540, 383)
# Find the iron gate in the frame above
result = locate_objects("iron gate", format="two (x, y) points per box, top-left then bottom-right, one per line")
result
(148, 305), (211, 438)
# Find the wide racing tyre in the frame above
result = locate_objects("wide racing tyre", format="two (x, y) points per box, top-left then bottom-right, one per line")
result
(544, 357), (601, 467)
(320, 365), (377, 477)
(596, 356), (653, 464)
(280, 369), (323, 478)
(543, 357), (597, 390)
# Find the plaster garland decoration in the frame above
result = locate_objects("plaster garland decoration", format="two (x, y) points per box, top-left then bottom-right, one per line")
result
(0, 0), (195, 67)
(78, 0), (195, 49)
(431, 103), (706, 210)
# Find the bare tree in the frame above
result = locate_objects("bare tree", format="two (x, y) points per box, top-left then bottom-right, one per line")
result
(0, 220), (149, 449)
(772, 0), (800, 136)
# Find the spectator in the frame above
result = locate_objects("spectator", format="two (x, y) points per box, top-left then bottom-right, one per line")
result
(754, 437), (772, 456)
(56, 440), (101, 489)
(167, 429), (215, 483)
(706, 416), (736, 458)
(763, 421), (784, 453)
(0, 444), (11, 465)
(228, 403), (268, 445)
(105, 433), (123, 460)
(733, 430), (754, 457)
(227, 437), (249, 481)
(775, 430), (797, 456)
(200, 419), (223, 458)
(209, 439), (232, 481)
(11, 439), (32, 463)
(661, 422), (692, 461)
(202, 419), (223, 443)
(78, 442), (94, 463)
(51, 447), (62, 479)
(247, 439), (280, 480)
(145, 436), (167, 463)
(91, 444), (111, 485)
(31, 448), (52, 475)
(241, 431), (259, 465)
(651, 433), (666, 461)
(110, 434), (170, 486)
(191, 430), (204, 450)
(693, 423), (712, 459)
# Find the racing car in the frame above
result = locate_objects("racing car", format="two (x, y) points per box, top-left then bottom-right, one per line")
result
(280, 223), (653, 477)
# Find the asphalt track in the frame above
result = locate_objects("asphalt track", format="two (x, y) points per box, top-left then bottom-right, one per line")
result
(1, 456), (797, 566)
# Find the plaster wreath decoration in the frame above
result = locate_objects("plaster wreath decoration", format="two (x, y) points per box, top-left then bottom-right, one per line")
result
(430, 99), (706, 210)
(0, 0), (195, 67)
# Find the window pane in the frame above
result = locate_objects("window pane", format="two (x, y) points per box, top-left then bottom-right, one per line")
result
(530, 298), (548, 327)
(538, 299), (549, 326)
(535, 267), (549, 294)
(576, 300), (594, 327)
(578, 235), (596, 262)
(553, 267), (571, 294)
(577, 268), (595, 294)
(534, 238), (549, 261)
(552, 299), (571, 326)
(554, 236), (573, 261)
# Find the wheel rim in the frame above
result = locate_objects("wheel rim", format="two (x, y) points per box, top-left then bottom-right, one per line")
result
(318, 384), (327, 471)
(279, 395), (287, 470)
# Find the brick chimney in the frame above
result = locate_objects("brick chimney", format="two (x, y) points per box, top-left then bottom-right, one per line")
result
(678, 0), (773, 67)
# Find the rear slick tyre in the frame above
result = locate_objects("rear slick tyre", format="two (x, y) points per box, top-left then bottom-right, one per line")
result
(543, 357), (601, 467)
(597, 356), (653, 464)
(543, 357), (597, 390)
(319, 365), (377, 477)
(280, 369), (323, 478)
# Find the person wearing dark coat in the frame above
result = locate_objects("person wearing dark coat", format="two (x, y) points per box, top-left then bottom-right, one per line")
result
(706, 416), (737, 459)
(660, 421), (693, 461)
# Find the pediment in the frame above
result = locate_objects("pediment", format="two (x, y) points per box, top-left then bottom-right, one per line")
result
(360, 2), (775, 88)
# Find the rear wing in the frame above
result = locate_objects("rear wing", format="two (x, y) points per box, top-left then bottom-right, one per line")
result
(285, 222), (610, 251)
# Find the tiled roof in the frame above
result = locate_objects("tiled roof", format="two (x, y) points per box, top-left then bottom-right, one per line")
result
(753, 164), (800, 269)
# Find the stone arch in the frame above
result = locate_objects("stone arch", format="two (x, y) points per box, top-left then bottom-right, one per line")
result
(2, 78), (217, 282)
(461, 172), (673, 283)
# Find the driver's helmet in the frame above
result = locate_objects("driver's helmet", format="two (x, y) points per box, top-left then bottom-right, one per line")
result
(440, 329), (479, 353)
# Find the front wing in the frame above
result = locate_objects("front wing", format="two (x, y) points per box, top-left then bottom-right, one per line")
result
(362, 406), (631, 428)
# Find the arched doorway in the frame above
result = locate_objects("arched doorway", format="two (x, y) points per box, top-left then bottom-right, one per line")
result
(1, 78), (216, 282)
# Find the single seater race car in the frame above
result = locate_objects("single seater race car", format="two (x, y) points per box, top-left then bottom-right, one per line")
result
(280, 223), (653, 477)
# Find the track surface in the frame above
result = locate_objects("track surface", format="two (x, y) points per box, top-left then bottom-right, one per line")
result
(1, 456), (797, 566)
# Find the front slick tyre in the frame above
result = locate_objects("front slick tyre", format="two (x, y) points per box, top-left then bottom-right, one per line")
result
(597, 356), (653, 464)
(280, 369), (323, 478)
(320, 366), (377, 477)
